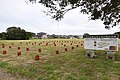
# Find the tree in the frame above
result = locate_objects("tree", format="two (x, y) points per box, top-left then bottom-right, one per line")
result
(26, 32), (33, 39)
(6, 26), (32, 40)
(0, 26), (33, 40)
(83, 33), (89, 38)
(6, 27), (25, 40)
(0, 32), (7, 40)
(28, 0), (120, 29)
(114, 32), (120, 38)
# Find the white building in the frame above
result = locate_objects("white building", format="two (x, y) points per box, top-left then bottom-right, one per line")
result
(41, 34), (48, 39)
(37, 32), (48, 39)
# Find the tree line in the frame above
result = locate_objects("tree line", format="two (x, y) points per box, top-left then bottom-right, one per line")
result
(0, 26), (33, 40)
(83, 32), (120, 38)
(0, 26), (119, 40)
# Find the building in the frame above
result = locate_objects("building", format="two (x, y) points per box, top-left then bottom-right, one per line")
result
(37, 32), (47, 39)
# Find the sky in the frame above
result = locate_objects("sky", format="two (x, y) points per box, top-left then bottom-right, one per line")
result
(0, 0), (120, 35)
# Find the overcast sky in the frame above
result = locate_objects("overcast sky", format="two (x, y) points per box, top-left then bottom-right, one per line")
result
(0, 0), (120, 35)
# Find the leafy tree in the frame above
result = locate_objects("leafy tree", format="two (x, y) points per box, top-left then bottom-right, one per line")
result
(31, 32), (36, 37)
(28, 0), (120, 29)
(0, 32), (7, 40)
(0, 27), (33, 40)
(51, 34), (58, 38)
(114, 32), (120, 38)
(83, 33), (89, 38)
(6, 26), (32, 40)
(26, 32), (33, 39)
(0, 33), (2, 39)
(6, 27), (24, 40)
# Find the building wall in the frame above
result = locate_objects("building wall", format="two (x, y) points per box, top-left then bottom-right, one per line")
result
(41, 34), (47, 39)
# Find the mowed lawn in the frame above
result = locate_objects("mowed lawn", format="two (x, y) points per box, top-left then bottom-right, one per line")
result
(0, 39), (120, 80)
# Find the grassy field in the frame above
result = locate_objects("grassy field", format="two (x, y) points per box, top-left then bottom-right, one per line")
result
(0, 39), (120, 80)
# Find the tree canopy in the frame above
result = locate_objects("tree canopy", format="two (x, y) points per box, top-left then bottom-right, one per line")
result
(114, 32), (120, 38)
(0, 27), (32, 40)
(28, 0), (120, 29)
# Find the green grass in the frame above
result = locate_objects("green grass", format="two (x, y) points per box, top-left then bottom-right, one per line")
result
(0, 62), (8, 68)
(0, 39), (120, 80)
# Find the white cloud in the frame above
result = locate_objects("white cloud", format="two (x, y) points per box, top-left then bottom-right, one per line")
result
(0, 0), (119, 35)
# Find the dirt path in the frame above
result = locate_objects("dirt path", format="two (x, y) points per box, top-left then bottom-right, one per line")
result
(0, 68), (32, 80)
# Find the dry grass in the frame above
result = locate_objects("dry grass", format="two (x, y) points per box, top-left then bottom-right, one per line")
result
(0, 39), (120, 80)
